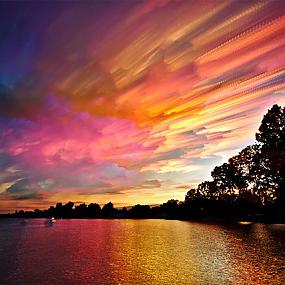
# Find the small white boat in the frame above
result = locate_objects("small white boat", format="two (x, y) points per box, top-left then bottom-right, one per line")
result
(50, 217), (56, 223)
(46, 217), (56, 225)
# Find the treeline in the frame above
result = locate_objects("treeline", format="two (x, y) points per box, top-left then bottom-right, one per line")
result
(2, 200), (186, 220)
(1, 105), (285, 222)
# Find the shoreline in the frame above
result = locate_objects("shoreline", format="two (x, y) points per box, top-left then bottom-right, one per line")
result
(1, 216), (284, 224)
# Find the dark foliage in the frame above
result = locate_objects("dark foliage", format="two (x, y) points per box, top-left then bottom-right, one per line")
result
(184, 104), (285, 222)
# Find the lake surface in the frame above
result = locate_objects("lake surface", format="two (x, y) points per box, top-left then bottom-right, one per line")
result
(0, 219), (284, 285)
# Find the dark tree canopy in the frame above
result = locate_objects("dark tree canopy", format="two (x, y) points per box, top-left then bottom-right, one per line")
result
(185, 104), (285, 220)
(256, 104), (285, 210)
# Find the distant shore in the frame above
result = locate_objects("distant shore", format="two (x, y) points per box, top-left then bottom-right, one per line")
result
(1, 209), (284, 224)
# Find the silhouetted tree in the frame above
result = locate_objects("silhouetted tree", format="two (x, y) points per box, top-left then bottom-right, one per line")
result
(74, 203), (88, 218)
(63, 202), (74, 218)
(212, 162), (246, 198)
(102, 202), (116, 218)
(197, 181), (218, 199)
(129, 204), (151, 218)
(256, 104), (285, 214)
(54, 202), (63, 217)
(185, 188), (206, 217)
(87, 203), (101, 218)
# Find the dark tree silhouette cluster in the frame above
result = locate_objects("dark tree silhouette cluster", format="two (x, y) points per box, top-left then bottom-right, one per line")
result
(1, 105), (284, 222)
(185, 104), (285, 221)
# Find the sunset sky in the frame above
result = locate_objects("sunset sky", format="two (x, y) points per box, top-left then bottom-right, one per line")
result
(0, 0), (285, 213)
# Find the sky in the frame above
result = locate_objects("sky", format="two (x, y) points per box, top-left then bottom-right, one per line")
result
(0, 0), (285, 213)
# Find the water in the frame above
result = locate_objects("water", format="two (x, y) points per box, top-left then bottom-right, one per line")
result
(0, 219), (284, 285)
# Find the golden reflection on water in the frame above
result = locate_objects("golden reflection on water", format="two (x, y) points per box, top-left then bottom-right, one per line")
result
(0, 219), (284, 285)
(106, 221), (285, 285)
